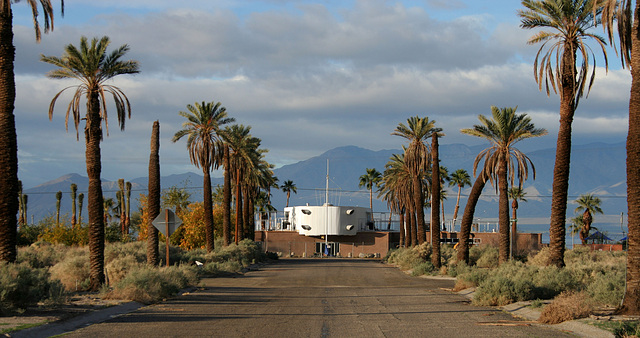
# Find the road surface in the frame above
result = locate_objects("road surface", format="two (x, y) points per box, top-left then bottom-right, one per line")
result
(65, 259), (571, 337)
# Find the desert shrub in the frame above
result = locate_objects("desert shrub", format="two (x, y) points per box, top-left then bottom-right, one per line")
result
(37, 215), (88, 246)
(202, 260), (243, 276)
(105, 241), (146, 264)
(0, 262), (64, 313)
(468, 245), (484, 266)
(609, 321), (640, 337)
(385, 246), (424, 270)
(531, 265), (578, 299)
(476, 245), (499, 268)
(106, 265), (198, 303)
(440, 244), (457, 267)
(50, 248), (90, 291)
(585, 270), (625, 307)
(265, 251), (279, 260)
(106, 255), (143, 286)
(17, 222), (48, 246)
(454, 266), (489, 291)
(411, 261), (434, 276)
(538, 291), (592, 324)
(473, 274), (534, 306)
(17, 241), (66, 268)
(527, 247), (551, 267)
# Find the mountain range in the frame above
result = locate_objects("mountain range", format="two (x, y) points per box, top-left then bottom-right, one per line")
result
(23, 142), (627, 224)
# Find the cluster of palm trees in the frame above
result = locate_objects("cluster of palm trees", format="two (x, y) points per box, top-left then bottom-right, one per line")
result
(172, 102), (277, 251)
(377, 109), (545, 267)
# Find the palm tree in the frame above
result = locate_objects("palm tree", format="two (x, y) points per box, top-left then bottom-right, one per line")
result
(103, 197), (115, 225)
(430, 132), (443, 268)
(41, 36), (139, 290)
(147, 121), (160, 266)
(222, 144), (232, 246)
(55, 191), (62, 224)
(508, 187), (528, 257)
(70, 183), (78, 228)
(281, 180), (297, 208)
(461, 106), (547, 264)
(392, 116), (438, 245)
(574, 193), (603, 244)
(519, 0), (608, 268)
(0, 0), (63, 263)
(222, 124), (261, 244)
(449, 169), (471, 228)
(172, 101), (234, 252)
(381, 153), (413, 247)
(359, 168), (382, 211)
(599, 0), (640, 315)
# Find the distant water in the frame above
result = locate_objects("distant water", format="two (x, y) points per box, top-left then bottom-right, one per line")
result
(476, 216), (627, 249)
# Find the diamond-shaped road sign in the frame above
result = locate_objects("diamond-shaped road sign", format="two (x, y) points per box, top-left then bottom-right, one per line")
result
(152, 209), (182, 237)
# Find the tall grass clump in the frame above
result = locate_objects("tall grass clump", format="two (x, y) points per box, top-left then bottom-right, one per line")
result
(385, 243), (430, 271)
(0, 262), (64, 313)
(17, 241), (66, 268)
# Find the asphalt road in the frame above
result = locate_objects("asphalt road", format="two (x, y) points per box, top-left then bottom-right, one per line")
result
(64, 259), (571, 337)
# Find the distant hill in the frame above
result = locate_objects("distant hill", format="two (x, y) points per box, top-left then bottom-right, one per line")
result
(23, 142), (627, 223)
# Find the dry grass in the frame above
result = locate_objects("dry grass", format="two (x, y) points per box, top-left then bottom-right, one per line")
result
(538, 291), (593, 324)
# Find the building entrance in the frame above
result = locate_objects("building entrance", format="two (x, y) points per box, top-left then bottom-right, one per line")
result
(316, 242), (339, 256)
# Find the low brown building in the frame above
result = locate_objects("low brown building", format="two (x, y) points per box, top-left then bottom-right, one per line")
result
(255, 230), (543, 258)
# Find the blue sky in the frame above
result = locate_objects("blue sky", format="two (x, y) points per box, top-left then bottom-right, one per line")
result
(11, 0), (631, 188)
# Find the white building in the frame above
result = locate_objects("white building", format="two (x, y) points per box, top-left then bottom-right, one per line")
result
(283, 203), (373, 237)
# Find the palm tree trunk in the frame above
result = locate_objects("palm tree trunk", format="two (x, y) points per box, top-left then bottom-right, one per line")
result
(453, 186), (462, 226)
(223, 145), (231, 246)
(498, 159), (510, 264)
(548, 45), (577, 268)
(511, 200), (518, 258)
(242, 185), (251, 240)
(413, 175), (426, 244)
(203, 169), (214, 252)
(235, 168), (243, 244)
(86, 91), (106, 290)
(147, 121), (160, 266)
(408, 206), (416, 247)
(457, 172), (487, 263)
(0, 4), (18, 262)
(369, 187), (373, 211)
(399, 205), (405, 248)
(431, 133), (441, 268)
(622, 4), (640, 314)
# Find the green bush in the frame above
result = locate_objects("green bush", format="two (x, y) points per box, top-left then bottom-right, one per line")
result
(473, 274), (534, 306)
(17, 241), (66, 268)
(476, 246), (499, 268)
(585, 270), (625, 307)
(411, 261), (435, 276)
(0, 262), (64, 313)
(202, 260), (243, 276)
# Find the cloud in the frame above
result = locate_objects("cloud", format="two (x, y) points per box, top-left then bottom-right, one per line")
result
(11, 0), (631, 188)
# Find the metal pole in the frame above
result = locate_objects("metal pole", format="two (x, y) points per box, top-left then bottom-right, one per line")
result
(165, 209), (170, 267)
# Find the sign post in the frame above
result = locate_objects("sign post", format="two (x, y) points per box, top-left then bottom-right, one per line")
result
(152, 209), (182, 267)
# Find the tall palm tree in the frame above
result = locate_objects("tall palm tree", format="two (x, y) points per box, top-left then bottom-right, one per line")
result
(41, 36), (139, 289)
(223, 124), (261, 244)
(222, 144), (232, 246)
(281, 180), (297, 208)
(359, 168), (382, 211)
(55, 191), (62, 224)
(70, 183), (77, 228)
(392, 116), (437, 245)
(430, 132), (443, 268)
(599, 0), (640, 315)
(172, 101), (234, 252)
(461, 106), (547, 264)
(574, 193), (603, 244)
(519, 0), (608, 268)
(0, 0), (63, 263)
(449, 169), (471, 228)
(147, 121), (160, 266)
(508, 187), (528, 257)
(381, 153), (413, 247)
